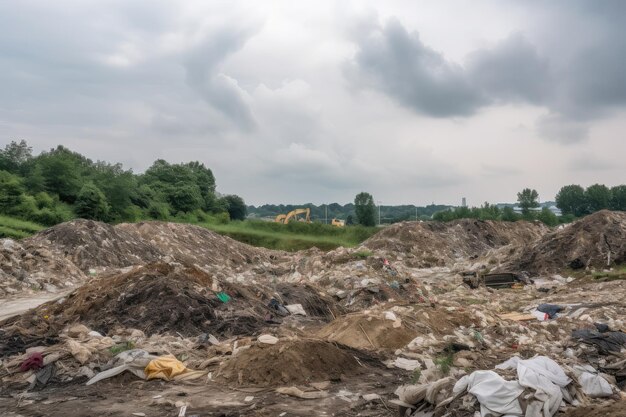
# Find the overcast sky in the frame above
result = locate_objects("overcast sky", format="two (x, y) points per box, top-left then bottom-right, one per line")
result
(1, 1), (625, 206)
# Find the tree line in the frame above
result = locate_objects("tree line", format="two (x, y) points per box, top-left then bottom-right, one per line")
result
(432, 184), (626, 226)
(0, 140), (246, 226)
(555, 184), (626, 216)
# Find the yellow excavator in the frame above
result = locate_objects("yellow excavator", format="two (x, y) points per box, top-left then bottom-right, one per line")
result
(331, 218), (345, 227)
(274, 208), (311, 224)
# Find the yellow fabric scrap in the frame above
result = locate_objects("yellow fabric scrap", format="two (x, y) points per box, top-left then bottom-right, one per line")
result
(144, 355), (205, 381)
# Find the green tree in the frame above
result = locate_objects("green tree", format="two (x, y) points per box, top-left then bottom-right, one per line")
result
(34, 146), (86, 203)
(610, 185), (626, 211)
(501, 206), (518, 222)
(0, 140), (32, 173)
(346, 214), (354, 225)
(223, 195), (246, 220)
(354, 192), (376, 226)
(537, 207), (558, 226)
(75, 182), (110, 221)
(517, 188), (539, 215)
(0, 171), (25, 213)
(585, 184), (611, 213)
(147, 202), (170, 220)
(555, 185), (587, 217)
(168, 184), (202, 213)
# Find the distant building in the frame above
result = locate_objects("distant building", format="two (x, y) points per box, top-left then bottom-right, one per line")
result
(461, 197), (467, 207)
(512, 205), (562, 216)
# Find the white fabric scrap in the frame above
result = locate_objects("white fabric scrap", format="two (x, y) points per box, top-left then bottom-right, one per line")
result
(453, 371), (524, 416)
(573, 365), (613, 398)
(496, 356), (571, 417)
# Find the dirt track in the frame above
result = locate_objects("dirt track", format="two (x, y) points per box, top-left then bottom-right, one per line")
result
(0, 291), (69, 322)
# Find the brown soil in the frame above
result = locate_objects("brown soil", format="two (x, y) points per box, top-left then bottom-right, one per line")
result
(559, 401), (626, 417)
(217, 339), (363, 387)
(506, 210), (626, 274)
(0, 263), (270, 352)
(316, 314), (417, 350)
(363, 219), (547, 267)
(274, 283), (340, 320)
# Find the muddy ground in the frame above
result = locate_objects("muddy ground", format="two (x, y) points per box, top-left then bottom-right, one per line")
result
(1, 211), (626, 416)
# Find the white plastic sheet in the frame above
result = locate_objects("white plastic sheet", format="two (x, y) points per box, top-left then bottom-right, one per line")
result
(496, 356), (571, 417)
(573, 365), (613, 398)
(453, 370), (524, 416)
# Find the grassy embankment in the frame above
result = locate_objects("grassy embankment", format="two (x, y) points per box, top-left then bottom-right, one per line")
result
(0, 213), (377, 252)
(0, 215), (45, 239)
(201, 220), (378, 251)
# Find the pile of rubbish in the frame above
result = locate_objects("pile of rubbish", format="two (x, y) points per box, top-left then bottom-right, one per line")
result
(506, 210), (626, 274)
(0, 219), (289, 298)
(0, 237), (85, 296)
(1, 214), (626, 416)
(362, 219), (548, 268)
(0, 262), (344, 357)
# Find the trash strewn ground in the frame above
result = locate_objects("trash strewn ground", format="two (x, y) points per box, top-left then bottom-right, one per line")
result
(1, 214), (626, 416)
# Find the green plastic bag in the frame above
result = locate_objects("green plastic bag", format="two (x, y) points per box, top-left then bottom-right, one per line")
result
(216, 292), (231, 303)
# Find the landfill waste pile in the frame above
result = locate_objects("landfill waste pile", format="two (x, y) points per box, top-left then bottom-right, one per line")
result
(1, 214), (626, 416)
(505, 210), (626, 274)
(0, 219), (287, 298)
(361, 218), (548, 268)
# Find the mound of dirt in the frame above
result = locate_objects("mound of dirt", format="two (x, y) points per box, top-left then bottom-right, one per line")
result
(505, 210), (626, 274)
(1, 263), (270, 343)
(363, 219), (547, 267)
(25, 219), (162, 271)
(1, 219), (291, 298)
(217, 339), (362, 386)
(116, 221), (279, 270)
(273, 283), (340, 320)
(0, 238), (85, 296)
(317, 314), (417, 350)
(561, 402), (626, 417)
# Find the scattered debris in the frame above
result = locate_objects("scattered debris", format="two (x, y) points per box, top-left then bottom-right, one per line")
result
(2, 214), (626, 416)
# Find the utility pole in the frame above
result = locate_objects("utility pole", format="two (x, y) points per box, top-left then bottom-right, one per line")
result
(377, 200), (382, 225)
(325, 205), (327, 225)
(415, 206), (418, 221)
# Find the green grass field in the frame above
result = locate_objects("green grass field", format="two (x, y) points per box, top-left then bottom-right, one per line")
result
(0, 215), (45, 239)
(202, 220), (377, 251)
(0, 213), (376, 251)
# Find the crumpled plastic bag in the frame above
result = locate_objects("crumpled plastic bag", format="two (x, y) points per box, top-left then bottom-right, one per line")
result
(573, 365), (613, 398)
(87, 349), (157, 385)
(87, 350), (206, 385)
(453, 370), (524, 416)
(66, 340), (91, 365)
(495, 356), (571, 416)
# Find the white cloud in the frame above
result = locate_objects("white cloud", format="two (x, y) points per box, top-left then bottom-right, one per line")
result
(1, 1), (625, 206)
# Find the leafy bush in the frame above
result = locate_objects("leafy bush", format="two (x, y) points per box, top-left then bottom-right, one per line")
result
(147, 202), (170, 220)
(75, 182), (110, 221)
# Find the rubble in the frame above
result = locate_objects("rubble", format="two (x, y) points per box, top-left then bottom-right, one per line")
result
(1, 214), (626, 416)
(506, 210), (626, 274)
(362, 218), (548, 268)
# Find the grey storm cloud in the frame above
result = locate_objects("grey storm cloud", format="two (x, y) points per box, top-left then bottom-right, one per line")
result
(466, 34), (552, 105)
(347, 18), (485, 117)
(184, 30), (257, 131)
(348, 6), (626, 143)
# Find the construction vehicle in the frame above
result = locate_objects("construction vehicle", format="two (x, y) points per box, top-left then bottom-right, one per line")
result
(274, 208), (311, 224)
(331, 218), (345, 227)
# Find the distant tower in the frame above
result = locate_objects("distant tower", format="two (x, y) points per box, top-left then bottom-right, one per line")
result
(462, 197), (467, 207)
